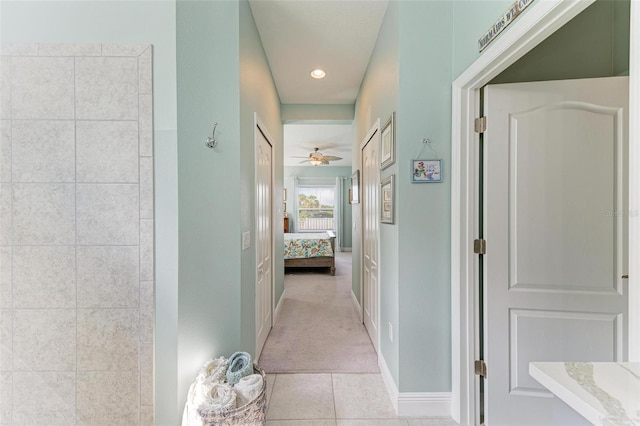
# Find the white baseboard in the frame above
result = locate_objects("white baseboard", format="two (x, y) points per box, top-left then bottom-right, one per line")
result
(274, 288), (287, 323)
(379, 352), (452, 417)
(341, 247), (352, 252)
(350, 290), (362, 317)
(378, 352), (399, 414)
(398, 392), (452, 417)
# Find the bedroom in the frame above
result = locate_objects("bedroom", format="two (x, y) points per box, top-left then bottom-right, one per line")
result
(282, 122), (354, 276)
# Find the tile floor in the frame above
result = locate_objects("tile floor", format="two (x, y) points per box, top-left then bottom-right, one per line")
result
(265, 373), (458, 425)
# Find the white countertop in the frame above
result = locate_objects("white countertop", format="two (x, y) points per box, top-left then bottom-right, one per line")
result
(529, 362), (640, 425)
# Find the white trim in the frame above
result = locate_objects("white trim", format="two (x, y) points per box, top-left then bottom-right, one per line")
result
(341, 247), (352, 252)
(274, 288), (286, 324)
(351, 289), (362, 318)
(451, 1), (599, 424)
(379, 351), (452, 417)
(629, 0), (640, 362)
(378, 351), (399, 414)
(398, 392), (452, 418)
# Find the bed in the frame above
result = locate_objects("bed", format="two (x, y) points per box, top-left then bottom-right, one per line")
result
(284, 230), (336, 275)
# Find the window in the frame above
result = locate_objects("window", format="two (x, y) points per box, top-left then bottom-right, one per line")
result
(297, 186), (335, 232)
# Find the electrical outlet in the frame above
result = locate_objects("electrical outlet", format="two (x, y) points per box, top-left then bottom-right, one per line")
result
(388, 322), (393, 342)
(242, 231), (250, 250)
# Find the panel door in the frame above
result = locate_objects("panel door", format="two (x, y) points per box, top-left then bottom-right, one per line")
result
(484, 77), (629, 425)
(362, 126), (380, 351)
(256, 126), (273, 358)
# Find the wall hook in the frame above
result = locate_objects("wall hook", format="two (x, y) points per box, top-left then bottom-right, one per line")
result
(205, 123), (219, 148)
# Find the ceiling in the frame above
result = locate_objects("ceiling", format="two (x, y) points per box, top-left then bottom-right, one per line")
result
(249, 0), (389, 167)
(283, 124), (353, 167)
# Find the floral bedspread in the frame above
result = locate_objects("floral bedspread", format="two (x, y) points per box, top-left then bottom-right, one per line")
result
(284, 233), (334, 260)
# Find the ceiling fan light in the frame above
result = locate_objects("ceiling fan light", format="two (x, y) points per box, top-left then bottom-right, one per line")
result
(310, 68), (326, 79)
(310, 159), (322, 166)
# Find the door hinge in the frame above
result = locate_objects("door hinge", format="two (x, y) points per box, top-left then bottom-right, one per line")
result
(475, 360), (487, 378)
(474, 239), (486, 255)
(474, 116), (487, 133)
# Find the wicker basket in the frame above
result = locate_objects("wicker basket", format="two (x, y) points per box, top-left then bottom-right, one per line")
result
(198, 365), (267, 426)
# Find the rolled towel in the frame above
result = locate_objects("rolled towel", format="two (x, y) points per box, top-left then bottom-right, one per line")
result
(182, 382), (205, 426)
(197, 382), (237, 414)
(196, 357), (228, 384)
(234, 373), (264, 408)
(226, 352), (253, 385)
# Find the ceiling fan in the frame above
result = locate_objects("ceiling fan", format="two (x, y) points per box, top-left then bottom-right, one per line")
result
(293, 147), (343, 166)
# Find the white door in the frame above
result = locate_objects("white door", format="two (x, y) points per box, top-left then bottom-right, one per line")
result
(256, 124), (273, 357)
(484, 77), (629, 425)
(362, 125), (380, 351)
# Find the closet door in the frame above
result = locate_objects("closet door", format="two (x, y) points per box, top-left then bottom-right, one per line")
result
(256, 121), (274, 358)
(361, 123), (380, 351)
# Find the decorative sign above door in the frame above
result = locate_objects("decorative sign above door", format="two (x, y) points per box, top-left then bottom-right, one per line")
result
(478, 0), (535, 52)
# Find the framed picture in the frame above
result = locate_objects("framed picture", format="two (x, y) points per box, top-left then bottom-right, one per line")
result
(380, 174), (395, 224)
(381, 112), (395, 169)
(351, 170), (360, 204)
(411, 159), (442, 183)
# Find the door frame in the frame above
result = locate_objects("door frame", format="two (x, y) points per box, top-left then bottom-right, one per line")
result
(450, 0), (640, 424)
(254, 113), (275, 360)
(359, 119), (381, 352)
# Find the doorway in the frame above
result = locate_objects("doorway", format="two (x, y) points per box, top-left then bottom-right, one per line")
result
(482, 76), (629, 425)
(451, 0), (640, 424)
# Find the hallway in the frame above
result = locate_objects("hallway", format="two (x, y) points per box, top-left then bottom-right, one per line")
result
(259, 252), (378, 373)
(259, 252), (457, 424)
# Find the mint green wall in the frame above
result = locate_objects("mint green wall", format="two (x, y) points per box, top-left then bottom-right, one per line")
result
(239, 0), (284, 350)
(397, 0), (453, 392)
(177, 0), (243, 418)
(452, 0), (515, 77)
(353, 0), (400, 384)
(283, 166), (353, 248)
(0, 1), (180, 422)
(282, 104), (355, 122)
(492, 0), (630, 84)
(177, 1), (283, 417)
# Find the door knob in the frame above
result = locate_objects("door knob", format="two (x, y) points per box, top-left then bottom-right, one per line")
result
(622, 275), (629, 279)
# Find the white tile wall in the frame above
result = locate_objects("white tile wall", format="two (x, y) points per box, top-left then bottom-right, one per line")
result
(76, 120), (139, 183)
(75, 57), (138, 120)
(0, 247), (11, 309)
(77, 308), (139, 371)
(0, 58), (10, 120)
(0, 184), (12, 246)
(12, 183), (76, 245)
(0, 310), (12, 371)
(12, 246), (76, 308)
(12, 309), (76, 371)
(12, 120), (75, 182)
(76, 184), (140, 245)
(0, 372), (11, 424)
(11, 57), (74, 120)
(0, 43), (154, 425)
(12, 372), (76, 425)
(0, 120), (11, 182)
(77, 246), (139, 308)
(76, 371), (139, 425)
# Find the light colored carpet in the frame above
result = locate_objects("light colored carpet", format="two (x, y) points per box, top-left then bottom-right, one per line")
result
(258, 252), (379, 373)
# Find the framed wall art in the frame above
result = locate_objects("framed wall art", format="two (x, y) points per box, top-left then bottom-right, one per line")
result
(380, 174), (395, 224)
(380, 112), (395, 170)
(411, 159), (442, 183)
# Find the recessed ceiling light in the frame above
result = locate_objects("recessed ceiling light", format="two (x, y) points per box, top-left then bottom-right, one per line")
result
(310, 68), (326, 79)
